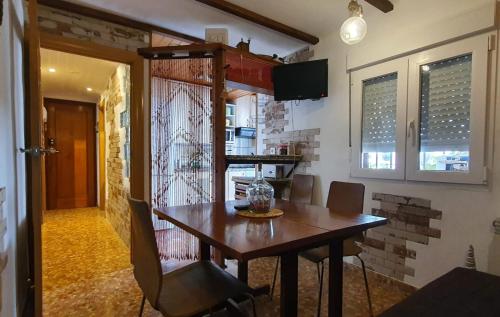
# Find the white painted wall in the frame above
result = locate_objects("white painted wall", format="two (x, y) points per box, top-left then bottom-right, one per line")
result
(0, 0), (26, 316)
(294, 0), (500, 287)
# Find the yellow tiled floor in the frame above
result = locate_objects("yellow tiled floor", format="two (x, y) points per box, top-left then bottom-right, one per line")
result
(42, 208), (413, 317)
(42, 208), (144, 316)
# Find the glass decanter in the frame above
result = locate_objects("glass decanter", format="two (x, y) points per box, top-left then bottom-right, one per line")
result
(246, 165), (275, 213)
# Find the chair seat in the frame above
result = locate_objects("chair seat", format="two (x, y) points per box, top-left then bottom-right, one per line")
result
(299, 238), (362, 263)
(157, 261), (252, 317)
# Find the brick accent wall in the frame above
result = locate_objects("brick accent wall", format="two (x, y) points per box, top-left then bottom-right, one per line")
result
(258, 95), (320, 172)
(355, 193), (442, 281)
(37, 5), (150, 52)
(101, 65), (131, 246)
(284, 46), (314, 63)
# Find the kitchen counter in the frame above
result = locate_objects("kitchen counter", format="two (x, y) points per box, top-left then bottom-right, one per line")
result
(225, 155), (302, 177)
(231, 176), (291, 200)
(226, 155), (302, 165)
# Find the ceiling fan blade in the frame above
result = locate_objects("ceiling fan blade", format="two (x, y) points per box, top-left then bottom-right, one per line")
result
(364, 0), (394, 13)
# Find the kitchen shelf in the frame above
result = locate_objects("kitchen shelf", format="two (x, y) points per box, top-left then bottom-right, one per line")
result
(225, 155), (302, 177)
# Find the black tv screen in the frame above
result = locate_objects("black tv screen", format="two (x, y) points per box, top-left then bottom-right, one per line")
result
(272, 59), (328, 101)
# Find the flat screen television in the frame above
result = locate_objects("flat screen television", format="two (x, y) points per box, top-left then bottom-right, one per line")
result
(272, 59), (328, 101)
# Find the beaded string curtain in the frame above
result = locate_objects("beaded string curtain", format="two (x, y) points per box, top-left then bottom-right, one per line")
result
(151, 58), (214, 260)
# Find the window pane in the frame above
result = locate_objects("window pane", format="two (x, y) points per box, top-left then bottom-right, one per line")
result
(419, 54), (472, 171)
(361, 73), (397, 169)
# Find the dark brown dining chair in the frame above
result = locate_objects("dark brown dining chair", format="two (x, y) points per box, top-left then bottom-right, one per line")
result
(289, 174), (315, 204)
(128, 197), (257, 317)
(300, 181), (372, 317)
(270, 174), (314, 296)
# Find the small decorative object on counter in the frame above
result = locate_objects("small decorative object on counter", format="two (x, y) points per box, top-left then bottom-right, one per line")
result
(465, 245), (477, 270)
(236, 38), (251, 52)
(279, 144), (288, 155)
(246, 164), (274, 213)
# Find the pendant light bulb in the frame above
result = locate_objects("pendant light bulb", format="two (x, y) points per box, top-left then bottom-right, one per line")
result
(340, 0), (367, 45)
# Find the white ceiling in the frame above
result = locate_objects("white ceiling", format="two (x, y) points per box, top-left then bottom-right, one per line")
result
(66, 0), (387, 57)
(41, 48), (120, 103)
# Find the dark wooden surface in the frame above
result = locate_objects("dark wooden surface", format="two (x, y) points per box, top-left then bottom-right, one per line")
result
(45, 98), (96, 209)
(380, 267), (500, 317)
(27, 1), (44, 314)
(154, 200), (386, 261)
(213, 49), (226, 203)
(365, 0), (394, 13)
(194, 0), (319, 44)
(155, 200), (386, 317)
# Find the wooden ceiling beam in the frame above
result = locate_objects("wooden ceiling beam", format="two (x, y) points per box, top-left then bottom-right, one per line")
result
(37, 0), (204, 44)
(364, 0), (394, 13)
(194, 0), (319, 45)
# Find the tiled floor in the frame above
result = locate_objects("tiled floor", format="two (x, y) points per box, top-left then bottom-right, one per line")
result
(42, 208), (414, 317)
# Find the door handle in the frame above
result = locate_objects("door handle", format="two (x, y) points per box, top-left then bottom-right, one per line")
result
(20, 146), (59, 156)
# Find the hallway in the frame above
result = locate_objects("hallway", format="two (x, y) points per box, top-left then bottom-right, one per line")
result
(42, 208), (146, 316)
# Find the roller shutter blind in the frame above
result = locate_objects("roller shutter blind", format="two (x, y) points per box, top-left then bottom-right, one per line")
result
(361, 73), (398, 153)
(419, 54), (472, 152)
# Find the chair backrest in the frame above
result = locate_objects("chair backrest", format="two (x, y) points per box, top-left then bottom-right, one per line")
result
(326, 181), (365, 214)
(289, 174), (314, 204)
(128, 197), (163, 308)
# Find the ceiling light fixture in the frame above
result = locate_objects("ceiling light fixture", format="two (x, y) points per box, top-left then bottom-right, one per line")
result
(86, 87), (93, 92)
(48, 68), (56, 73)
(340, 0), (367, 45)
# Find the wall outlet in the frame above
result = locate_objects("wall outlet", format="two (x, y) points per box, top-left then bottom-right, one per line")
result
(205, 28), (228, 45)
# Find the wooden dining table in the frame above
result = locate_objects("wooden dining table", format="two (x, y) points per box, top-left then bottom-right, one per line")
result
(154, 199), (387, 317)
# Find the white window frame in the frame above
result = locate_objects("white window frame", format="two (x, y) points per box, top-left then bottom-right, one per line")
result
(406, 35), (489, 184)
(350, 58), (408, 180)
(350, 34), (491, 184)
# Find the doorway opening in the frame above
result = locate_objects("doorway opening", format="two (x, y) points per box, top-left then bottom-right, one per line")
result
(40, 48), (134, 315)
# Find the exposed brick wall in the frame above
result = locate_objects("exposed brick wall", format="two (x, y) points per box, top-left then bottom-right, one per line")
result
(101, 65), (131, 246)
(355, 193), (442, 281)
(258, 95), (320, 172)
(284, 46), (314, 63)
(37, 5), (150, 52)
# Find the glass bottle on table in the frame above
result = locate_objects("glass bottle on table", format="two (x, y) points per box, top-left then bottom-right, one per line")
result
(246, 163), (274, 213)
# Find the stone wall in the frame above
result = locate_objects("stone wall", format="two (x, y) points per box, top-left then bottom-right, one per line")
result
(37, 4), (150, 51)
(101, 65), (131, 246)
(355, 193), (442, 281)
(284, 46), (314, 64)
(258, 94), (320, 173)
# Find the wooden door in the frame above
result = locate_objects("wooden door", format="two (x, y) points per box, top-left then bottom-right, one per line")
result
(26, 0), (43, 315)
(45, 99), (97, 210)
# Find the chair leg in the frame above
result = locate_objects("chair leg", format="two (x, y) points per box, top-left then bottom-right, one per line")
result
(138, 295), (146, 317)
(226, 298), (246, 317)
(316, 260), (325, 317)
(245, 293), (258, 317)
(357, 255), (374, 317)
(270, 257), (280, 298)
